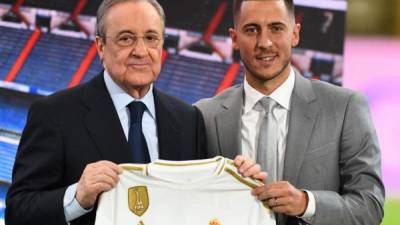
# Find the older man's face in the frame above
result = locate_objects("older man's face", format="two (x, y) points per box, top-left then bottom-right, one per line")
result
(96, 1), (164, 93)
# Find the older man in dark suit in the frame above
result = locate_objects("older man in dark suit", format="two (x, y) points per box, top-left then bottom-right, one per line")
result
(6, 1), (263, 225)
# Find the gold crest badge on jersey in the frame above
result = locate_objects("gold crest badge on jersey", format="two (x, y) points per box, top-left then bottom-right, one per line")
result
(128, 186), (149, 216)
(209, 219), (221, 225)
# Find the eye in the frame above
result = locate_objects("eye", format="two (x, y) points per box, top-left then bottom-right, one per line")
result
(271, 25), (284, 33)
(244, 27), (258, 36)
(145, 34), (159, 42)
(118, 35), (134, 43)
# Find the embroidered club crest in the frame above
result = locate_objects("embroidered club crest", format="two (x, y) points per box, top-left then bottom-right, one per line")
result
(128, 186), (149, 216)
(209, 219), (221, 225)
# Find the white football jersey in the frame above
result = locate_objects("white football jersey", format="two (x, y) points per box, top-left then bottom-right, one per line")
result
(95, 156), (275, 225)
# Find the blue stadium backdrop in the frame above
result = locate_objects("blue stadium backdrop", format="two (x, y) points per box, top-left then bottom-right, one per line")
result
(0, 0), (347, 223)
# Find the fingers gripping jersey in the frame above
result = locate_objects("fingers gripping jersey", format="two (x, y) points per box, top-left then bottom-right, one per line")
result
(95, 156), (275, 225)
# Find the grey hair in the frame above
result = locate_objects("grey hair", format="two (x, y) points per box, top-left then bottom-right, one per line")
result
(96, 0), (166, 38)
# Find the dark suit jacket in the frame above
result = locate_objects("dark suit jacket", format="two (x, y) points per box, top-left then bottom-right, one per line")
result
(5, 74), (207, 225)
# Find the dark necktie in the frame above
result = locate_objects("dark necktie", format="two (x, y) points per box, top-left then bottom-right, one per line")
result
(127, 101), (150, 163)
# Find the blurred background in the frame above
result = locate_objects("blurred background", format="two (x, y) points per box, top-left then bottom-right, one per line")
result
(345, 0), (400, 224)
(0, 0), (399, 224)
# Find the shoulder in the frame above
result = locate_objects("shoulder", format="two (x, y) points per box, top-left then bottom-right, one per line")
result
(29, 75), (101, 119)
(304, 78), (369, 113)
(194, 84), (242, 111)
(294, 72), (364, 105)
(154, 89), (199, 115)
(312, 79), (355, 98)
(33, 81), (87, 108)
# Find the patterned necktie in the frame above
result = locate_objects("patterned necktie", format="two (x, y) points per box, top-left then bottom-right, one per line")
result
(256, 97), (278, 184)
(127, 101), (150, 163)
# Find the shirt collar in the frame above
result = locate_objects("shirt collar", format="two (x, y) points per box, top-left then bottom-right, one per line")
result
(243, 67), (295, 114)
(103, 70), (156, 119)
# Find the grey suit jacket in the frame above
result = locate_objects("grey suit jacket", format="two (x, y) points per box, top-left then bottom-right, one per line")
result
(195, 72), (384, 225)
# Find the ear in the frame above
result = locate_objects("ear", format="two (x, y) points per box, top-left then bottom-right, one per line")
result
(95, 36), (105, 61)
(291, 23), (301, 47)
(229, 28), (239, 50)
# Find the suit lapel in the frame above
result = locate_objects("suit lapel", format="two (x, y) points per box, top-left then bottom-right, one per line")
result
(276, 73), (319, 225)
(283, 73), (319, 185)
(82, 74), (132, 163)
(153, 89), (181, 160)
(215, 85), (243, 159)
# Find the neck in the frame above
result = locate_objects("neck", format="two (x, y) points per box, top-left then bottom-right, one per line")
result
(246, 65), (291, 96)
(124, 85), (151, 99)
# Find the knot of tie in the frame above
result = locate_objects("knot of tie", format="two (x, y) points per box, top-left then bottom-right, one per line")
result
(127, 101), (146, 124)
(258, 97), (277, 115)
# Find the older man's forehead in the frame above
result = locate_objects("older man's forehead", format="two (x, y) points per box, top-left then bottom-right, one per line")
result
(104, 1), (164, 34)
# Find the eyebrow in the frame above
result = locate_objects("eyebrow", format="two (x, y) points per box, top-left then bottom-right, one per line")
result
(146, 29), (161, 35)
(116, 29), (161, 36)
(242, 21), (287, 28)
(269, 22), (286, 27)
(243, 23), (259, 28)
(241, 23), (260, 31)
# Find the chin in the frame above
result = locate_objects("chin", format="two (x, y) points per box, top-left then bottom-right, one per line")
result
(250, 69), (283, 83)
(127, 80), (152, 87)
(128, 75), (155, 85)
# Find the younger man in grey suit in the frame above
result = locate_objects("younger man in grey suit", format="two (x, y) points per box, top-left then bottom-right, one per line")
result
(195, 0), (384, 225)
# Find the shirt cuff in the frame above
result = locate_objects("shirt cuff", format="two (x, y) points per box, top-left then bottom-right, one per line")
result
(64, 183), (93, 222)
(298, 190), (316, 223)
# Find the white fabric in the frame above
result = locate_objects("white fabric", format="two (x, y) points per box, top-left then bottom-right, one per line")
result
(104, 71), (159, 161)
(241, 67), (315, 219)
(241, 68), (295, 179)
(301, 190), (316, 219)
(95, 156), (276, 225)
(63, 183), (92, 222)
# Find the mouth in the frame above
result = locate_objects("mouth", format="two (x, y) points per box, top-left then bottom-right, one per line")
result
(255, 54), (277, 65)
(127, 62), (150, 68)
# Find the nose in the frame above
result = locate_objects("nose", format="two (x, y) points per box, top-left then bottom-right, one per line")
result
(257, 30), (273, 49)
(131, 37), (148, 57)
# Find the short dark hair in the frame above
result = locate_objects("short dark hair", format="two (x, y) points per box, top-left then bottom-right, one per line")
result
(233, 0), (295, 25)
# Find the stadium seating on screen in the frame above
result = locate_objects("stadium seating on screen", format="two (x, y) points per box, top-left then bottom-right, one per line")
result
(0, 26), (32, 80)
(13, 33), (93, 93)
(0, 141), (17, 183)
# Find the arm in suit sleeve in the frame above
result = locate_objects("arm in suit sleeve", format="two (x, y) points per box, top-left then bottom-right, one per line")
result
(311, 92), (385, 225)
(194, 106), (208, 159)
(5, 99), (68, 225)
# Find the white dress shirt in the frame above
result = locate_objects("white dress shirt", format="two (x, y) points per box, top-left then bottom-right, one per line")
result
(63, 71), (159, 222)
(241, 67), (315, 220)
(241, 70), (293, 178)
(103, 70), (159, 161)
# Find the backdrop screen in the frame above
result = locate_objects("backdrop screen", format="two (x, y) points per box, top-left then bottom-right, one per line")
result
(0, 0), (355, 221)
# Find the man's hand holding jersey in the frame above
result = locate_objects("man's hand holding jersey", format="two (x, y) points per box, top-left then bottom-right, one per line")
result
(75, 156), (265, 210)
(252, 175), (308, 216)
